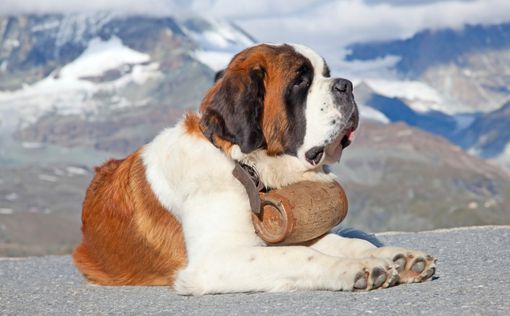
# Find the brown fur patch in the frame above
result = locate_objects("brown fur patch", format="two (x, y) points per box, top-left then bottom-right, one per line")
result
(212, 135), (235, 155)
(73, 151), (187, 285)
(184, 112), (206, 140)
(73, 44), (310, 286)
(199, 44), (308, 156)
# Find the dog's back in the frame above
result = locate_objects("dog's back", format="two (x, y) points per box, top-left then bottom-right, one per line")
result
(73, 151), (187, 285)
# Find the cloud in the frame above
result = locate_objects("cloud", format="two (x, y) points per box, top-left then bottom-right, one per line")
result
(224, 0), (510, 75)
(0, 0), (175, 15)
(1, 0), (509, 72)
(228, 0), (510, 55)
(0, 0), (332, 17)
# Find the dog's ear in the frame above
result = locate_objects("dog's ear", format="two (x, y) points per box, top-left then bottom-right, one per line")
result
(201, 66), (266, 153)
(214, 69), (225, 82)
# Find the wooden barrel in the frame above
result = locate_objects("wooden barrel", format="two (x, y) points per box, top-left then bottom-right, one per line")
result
(252, 181), (348, 245)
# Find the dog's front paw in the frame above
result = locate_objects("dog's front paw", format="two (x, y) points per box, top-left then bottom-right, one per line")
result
(347, 258), (399, 291)
(365, 247), (437, 284)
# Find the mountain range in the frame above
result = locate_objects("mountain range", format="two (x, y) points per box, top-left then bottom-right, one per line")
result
(347, 22), (510, 113)
(348, 23), (510, 170)
(0, 13), (509, 256)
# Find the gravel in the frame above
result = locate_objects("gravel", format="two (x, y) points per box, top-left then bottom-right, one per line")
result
(1, 226), (509, 315)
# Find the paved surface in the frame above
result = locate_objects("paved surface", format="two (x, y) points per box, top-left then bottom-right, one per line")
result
(1, 226), (509, 315)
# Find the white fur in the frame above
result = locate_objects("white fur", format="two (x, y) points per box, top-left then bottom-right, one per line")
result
(290, 44), (353, 168)
(139, 45), (433, 294)
(141, 119), (399, 294)
(240, 149), (336, 189)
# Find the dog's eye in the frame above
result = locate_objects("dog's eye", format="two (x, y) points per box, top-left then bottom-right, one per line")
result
(293, 64), (312, 89)
(294, 76), (310, 88)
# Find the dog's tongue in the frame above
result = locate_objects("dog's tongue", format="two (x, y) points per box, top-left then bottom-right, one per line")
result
(348, 129), (356, 142)
(325, 128), (356, 163)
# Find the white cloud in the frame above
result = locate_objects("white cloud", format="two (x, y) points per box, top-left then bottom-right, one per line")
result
(1, 0), (510, 74)
(0, 0), (182, 15)
(228, 0), (510, 60)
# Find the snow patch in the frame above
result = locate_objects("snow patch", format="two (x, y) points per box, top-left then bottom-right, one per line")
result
(4, 38), (20, 49)
(66, 166), (88, 176)
(334, 53), (401, 79)
(182, 18), (254, 71)
(55, 12), (116, 48)
(38, 174), (58, 182)
(31, 19), (60, 32)
(5, 193), (18, 201)
(362, 79), (448, 113)
(187, 19), (253, 51)
(491, 142), (510, 171)
(112, 62), (162, 87)
(0, 74), (97, 123)
(365, 79), (442, 103)
(193, 51), (234, 71)
(21, 142), (44, 149)
(59, 37), (150, 78)
(453, 113), (478, 131)
(0, 36), (159, 130)
(0, 208), (13, 215)
(358, 104), (390, 123)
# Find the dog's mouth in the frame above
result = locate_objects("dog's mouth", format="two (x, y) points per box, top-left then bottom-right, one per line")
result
(305, 128), (356, 166)
(327, 127), (356, 162)
(305, 146), (325, 166)
(339, 127), (355, 149)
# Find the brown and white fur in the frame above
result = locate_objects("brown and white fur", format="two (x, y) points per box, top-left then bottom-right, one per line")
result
(73, 43), (436, 294)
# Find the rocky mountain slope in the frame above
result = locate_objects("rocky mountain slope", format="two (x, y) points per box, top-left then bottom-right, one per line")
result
(0, 164), (91, 256)
(0, 13), (255, 256)
(335, 121), (510, 232)
(1, 13), (509, 256)
(0, 13), (252, 155)
(347, 23), (510, 113)
(354, 80), (510, 169)
(347, 23), (510, 168)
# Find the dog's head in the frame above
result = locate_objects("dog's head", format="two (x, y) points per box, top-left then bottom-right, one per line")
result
(200, 43), (358, 169)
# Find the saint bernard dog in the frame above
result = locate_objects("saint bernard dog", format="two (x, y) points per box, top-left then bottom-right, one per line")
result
(73, 43), (436, 294)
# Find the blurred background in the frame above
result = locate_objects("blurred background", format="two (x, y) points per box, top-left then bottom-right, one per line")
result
(0, 0), (509, 256)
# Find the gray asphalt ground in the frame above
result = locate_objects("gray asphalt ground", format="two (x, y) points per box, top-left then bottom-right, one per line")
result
(1, 226), (509, 315)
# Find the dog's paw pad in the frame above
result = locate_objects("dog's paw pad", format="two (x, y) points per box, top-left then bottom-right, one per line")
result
(393, 254), (406, 272)
(354, 271), (368, 290)
(398, 253), (436, 283)
(411, 257), (425, 273)
(367, 247), (437, 284)
(353, 260), (399, 291)
(424, 267), (435, 279)
(371, 267), (387, 288)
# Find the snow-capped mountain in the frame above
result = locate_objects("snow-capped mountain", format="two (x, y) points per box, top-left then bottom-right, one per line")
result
(455, 101), (510, 169)
(347, 23), (510, 114)
(0, 13), (254, 154)
(1, 13), (509, 256)
(347, 23), (510, 168)
(180, 17), (255, 71)
(334, 121), (510, 232)
(0, 13), (257, 255)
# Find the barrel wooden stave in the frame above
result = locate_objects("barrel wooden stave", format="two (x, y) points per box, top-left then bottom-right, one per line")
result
(252, 181), (348, 245)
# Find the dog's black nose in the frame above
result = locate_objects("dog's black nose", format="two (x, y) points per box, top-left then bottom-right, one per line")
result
(332, 78), (353, 94)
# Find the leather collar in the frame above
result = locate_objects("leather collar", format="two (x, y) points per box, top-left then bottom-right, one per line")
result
(232, 162), (265, 214)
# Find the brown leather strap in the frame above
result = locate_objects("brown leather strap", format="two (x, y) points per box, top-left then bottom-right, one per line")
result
(232, 162), (264, 214)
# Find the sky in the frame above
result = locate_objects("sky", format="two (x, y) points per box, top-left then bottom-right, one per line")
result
(1, 0), (509, 74)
